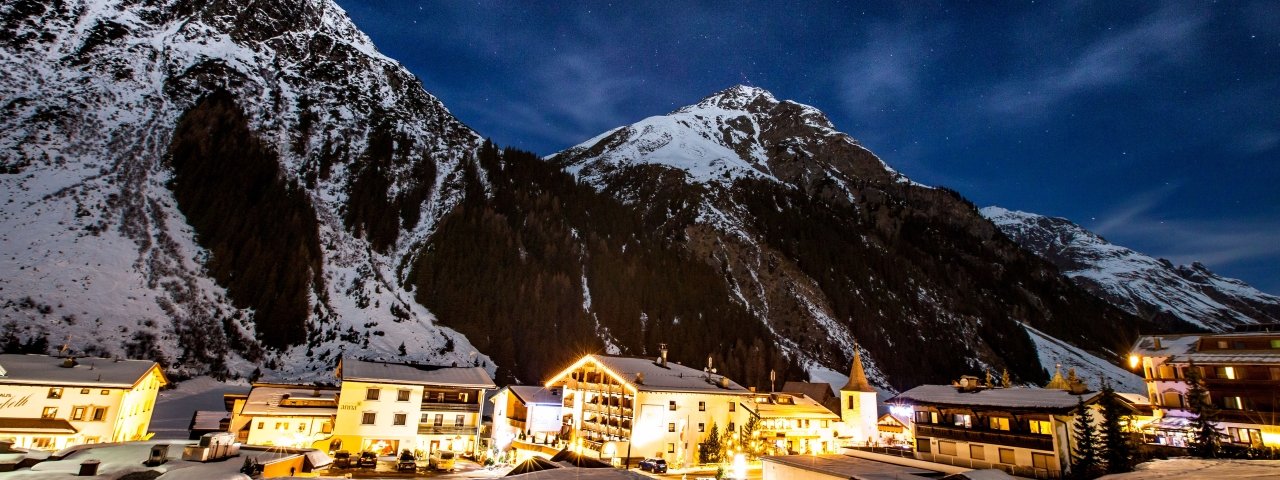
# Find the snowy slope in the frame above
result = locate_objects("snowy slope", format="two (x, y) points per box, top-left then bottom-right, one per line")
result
(983, 206), (1280, 332)
(1022, 324), (1144, 393)
(0, 0), (491, 379)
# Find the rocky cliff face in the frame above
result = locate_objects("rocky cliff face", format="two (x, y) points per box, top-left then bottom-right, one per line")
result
(0, 0), (489, 379)
(982, 206), (1280, 332)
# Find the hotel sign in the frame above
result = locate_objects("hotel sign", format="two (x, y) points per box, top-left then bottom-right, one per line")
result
(0, 393), (31, 410)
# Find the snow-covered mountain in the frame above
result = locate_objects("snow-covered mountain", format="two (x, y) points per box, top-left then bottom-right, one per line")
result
(1, 0), (1153, 392)
(0, 0), (491, 379)
(542, 85), (1152, 390)
(982, 206), (1280, 332)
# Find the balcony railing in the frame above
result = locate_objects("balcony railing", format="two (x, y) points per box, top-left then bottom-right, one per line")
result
(419, 425), (478, 436)
(914, 451), (1061, 479)
(916, 424), (1054, 451)
(421, 403), (480, 413)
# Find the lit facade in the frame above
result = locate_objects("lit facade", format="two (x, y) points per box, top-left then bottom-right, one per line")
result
(226, 384), (338, 449)
(490, 385), (564, 457)
(0, 354), (167, 450)
(328, 357), (495, 456)
(1130, 330), (1280, 448)
(891, 378), (1100, 480)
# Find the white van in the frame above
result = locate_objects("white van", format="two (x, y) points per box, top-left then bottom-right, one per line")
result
(429, 450), (456, 471)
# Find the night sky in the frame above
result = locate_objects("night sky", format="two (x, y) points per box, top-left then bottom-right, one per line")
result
(337, 1), (1280, 294)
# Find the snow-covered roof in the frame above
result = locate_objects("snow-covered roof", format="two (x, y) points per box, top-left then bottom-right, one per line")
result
(0, 417), (78, 434)
(189, 411), (230, 431)
(0, 354), (163, 389)
(508, 386), (563, 405)
(240, 385), (339, 416)
(892, 385), (1095, 412)
(1130, 335), (1201, 357)
(337, 357), (496, 388)
(743, 393), (839, 419)
(590, 355), (747, 393)
(760, 454), (939, 479)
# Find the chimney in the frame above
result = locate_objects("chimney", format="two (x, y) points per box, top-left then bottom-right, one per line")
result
(1153, 337), (1162, 350)
(659, 343), (668, 367)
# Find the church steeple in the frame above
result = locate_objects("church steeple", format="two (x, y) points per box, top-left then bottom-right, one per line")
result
(841, 347), (876, 393)
(1045, 363), (1069, 390)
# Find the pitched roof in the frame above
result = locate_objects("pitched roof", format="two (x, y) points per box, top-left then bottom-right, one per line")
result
(508, 386), (563, 405)
(575, 355), (747, 393)
(0, 417), (78, 434)
(189, 411), (230, 431)
(841, 350), (876, 393)
(892, 385), (1096, 412)
(782, 381), (840, 413)
(337, 357), (496, 388)
(240, 385), (339, 416)
(1131, 334), (1280, 364)
(743, 393), (840, 419)
(0, 354), (163, 389)
(1130, 335), (1201, 357)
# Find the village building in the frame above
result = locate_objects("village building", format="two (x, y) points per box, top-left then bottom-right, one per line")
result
(890, 376), (1098, 479)
(224, 384), (338, 448)
(743, 391), (843, 455)
(1130, 327), (1280, 448)
(490, 385), (565, 459)
(329, 357), (496, 457)
(838, 349), (879, 444)
(543, 346), (748, 468)
(0, 354), (167, 450)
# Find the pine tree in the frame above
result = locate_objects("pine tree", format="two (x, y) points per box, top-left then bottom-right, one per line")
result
(1098, 381), (1134, 473)
(700, 423), (723, 464)
(1185, 361), (1224, 458)
(739, 417), (762, 459)
(1001, 368), (1012, 388)
(1071, 396), (1102, 479)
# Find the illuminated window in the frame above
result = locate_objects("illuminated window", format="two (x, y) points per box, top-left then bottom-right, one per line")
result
(100, 390), (109, 395)
(915, 411), (932, 424)
(969, 444), (985, 460)
(989, 417), (1010, 431)
(393, 414), (407, 426)
(366, 388), (380, 400)
(1230, 427), (1262, 445)
(47, 388), (63, 399)
(361, 412), (376, 425)
(32, 438), (53, 449)
(698, 423), (705, 433)
(1029, 420), (1051, 435)
(1217, 340), (1229, 349)
(729, 402), (735, 412)
(667, 443), (675, 453)
(1216, 366), (1237, 380)
(954, 414), (973, 429)
(698, 401), (705, 411)
(275, 422), (285, 430)
(1271, 339), (1280, 349)
(41, 407), (58, 419)
(455, 415), (465, 427)
(71, 407), (85, 421)
(1222, 396), (1244, 410)
(398, 390), (411, 402)
(434, 414), (444, 427)
(999, 448), (1015, 464)
(668, 423), (676, 432)
(1271, 367), (1280, 381)
(321, 422), (333, 434)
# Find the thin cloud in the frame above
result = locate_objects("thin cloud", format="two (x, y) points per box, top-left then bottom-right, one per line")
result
(987, 5), (1204, 115)
(838, 21), (946, 120)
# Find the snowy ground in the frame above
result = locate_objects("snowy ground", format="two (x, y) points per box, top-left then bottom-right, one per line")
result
(1023, 324), (1146, 393)
(1, 441), (286, 479)
(151, 376), (249, 440)
(1099, 458), (1280, 479)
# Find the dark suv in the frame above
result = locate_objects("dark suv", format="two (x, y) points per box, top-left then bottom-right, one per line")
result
(397, 450), (418, 472)
(357, 451), (378, 469)
(332, 451), (352, 469)
(639, 458), (668, 473)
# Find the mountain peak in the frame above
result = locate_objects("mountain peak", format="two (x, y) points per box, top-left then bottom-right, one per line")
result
(685, 84), (779, 112)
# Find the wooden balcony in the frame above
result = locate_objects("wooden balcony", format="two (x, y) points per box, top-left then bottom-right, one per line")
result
(916, 424), (1054, 451)
(418, 425), (478, 436)
(421, 402), (480, 413)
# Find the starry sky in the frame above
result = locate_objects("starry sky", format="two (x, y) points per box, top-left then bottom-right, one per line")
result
(336, 1), (1280, 294)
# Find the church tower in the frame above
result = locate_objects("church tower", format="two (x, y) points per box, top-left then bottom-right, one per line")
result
(839, 346), (879, 443)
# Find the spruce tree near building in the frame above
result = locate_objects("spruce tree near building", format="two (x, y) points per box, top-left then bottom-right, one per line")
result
(1098, 381), (1134, 473)
(699, 423), (724, 464)
(1071, 396), (1102, 479)
(1185, 361), (1224, 457)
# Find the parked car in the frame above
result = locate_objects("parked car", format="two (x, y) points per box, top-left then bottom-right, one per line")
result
(397, 450), (418, 472)
(429, 450), (456, 471)
(639, 458), (667, 473)
(332, 451), (352, 469)
(357, 451), (378, 469)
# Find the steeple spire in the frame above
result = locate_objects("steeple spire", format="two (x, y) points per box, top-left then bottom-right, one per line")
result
(1045, 363), (1069, 390)
(841, 346), (876, 393)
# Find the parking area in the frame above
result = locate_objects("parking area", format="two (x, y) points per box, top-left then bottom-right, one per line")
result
(321, 455), (495, 478)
